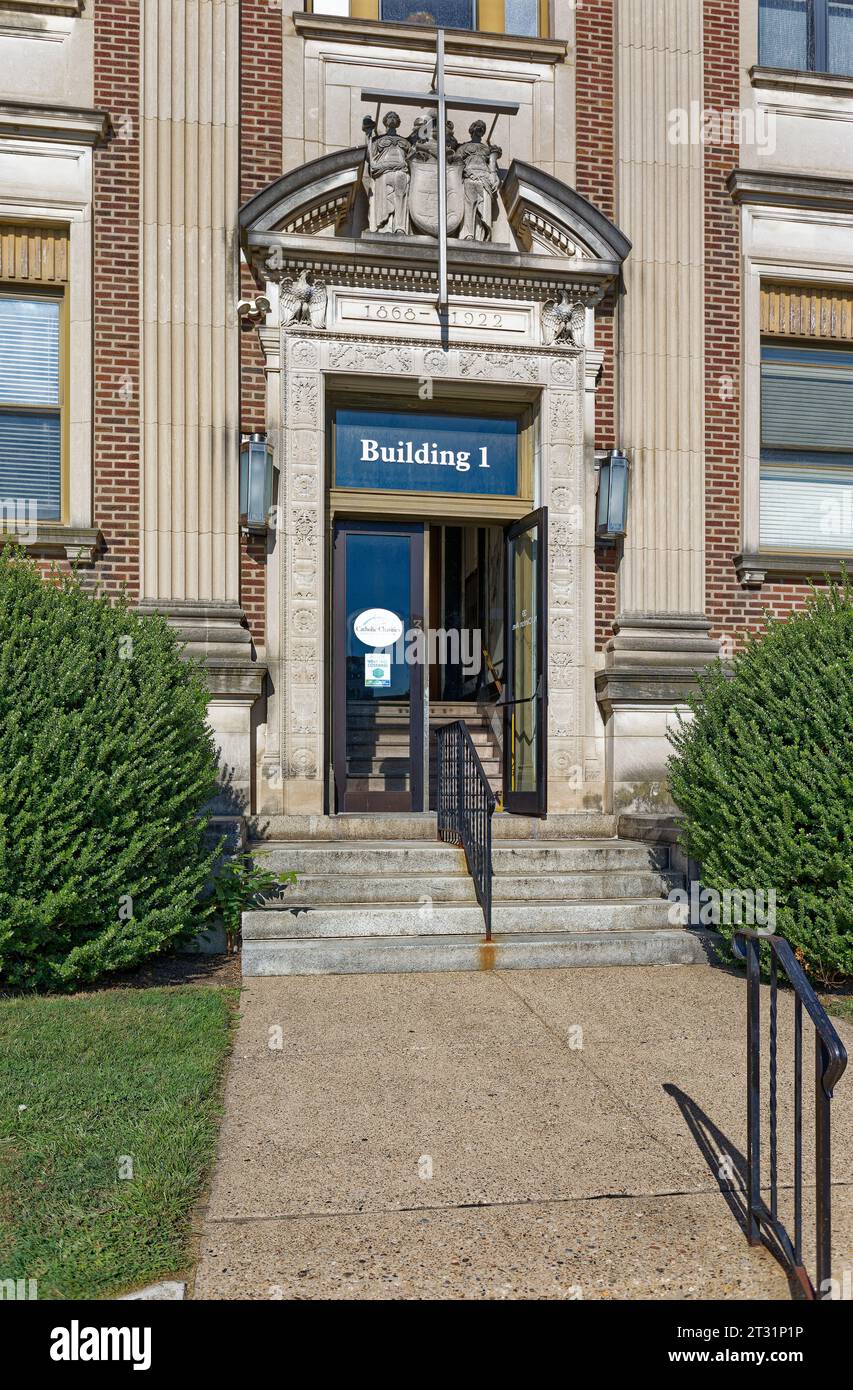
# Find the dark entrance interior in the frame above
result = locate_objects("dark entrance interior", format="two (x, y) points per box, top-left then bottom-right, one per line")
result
(427, 523), (504, 807)
(332, 513), (546, 815)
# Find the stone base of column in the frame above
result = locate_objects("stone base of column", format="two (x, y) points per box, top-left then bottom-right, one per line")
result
(137, 600), (267, 819)
(595, 614), (719, 816)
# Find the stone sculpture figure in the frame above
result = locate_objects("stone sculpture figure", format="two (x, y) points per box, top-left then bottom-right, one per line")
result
(407, 113), (464, 238)
(361, 110), (503, 241)
(457, 120), (502, 243)
(363, 111), (411, 235)
(540, 291), (586, 347)
(279, 270), (328, 329)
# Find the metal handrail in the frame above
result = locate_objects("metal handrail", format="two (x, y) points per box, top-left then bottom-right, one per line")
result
(734, 929), (848, 1299)
(436, 719), (497, 940)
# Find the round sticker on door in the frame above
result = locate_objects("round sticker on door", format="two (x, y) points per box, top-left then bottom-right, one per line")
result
(353, 607), (404, 649)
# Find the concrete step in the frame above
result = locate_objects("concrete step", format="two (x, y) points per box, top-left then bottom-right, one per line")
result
(251, 838), (659, 876)
(345, 750), (505, 772)
(242, 928), (712, 975)
(264, 872), (478, 906)
(492, 841), (662, 873)
(262, 867), (670, 908)
(492, 870), (671, 899)
(348, 732), (498, 752)
(342, 775), (413, 792)
(246, 812), (620, 842)
(243, 898), (677, 940)
(252, 841), (468, 875)
(345, 765), (414, 782)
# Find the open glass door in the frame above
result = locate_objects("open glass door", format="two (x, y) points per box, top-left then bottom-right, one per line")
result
(503, 508), (547, 815)
(333, 521), (424, 812)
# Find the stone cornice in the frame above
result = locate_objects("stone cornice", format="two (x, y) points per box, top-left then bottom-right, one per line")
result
(728, 167), (853, 213)
(0, 99), (110, 146)
(291, 11), (568, 66)
(247, 230), (619, 300)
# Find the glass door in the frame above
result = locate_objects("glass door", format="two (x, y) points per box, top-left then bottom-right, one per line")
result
(503, 508), (547, 816)
(333, 521), (424, 812)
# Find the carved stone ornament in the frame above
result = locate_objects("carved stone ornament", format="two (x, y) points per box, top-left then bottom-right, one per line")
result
(279, 270), (328, 329)
(362, 113), (502, 243)
(540, 292), (586, 347)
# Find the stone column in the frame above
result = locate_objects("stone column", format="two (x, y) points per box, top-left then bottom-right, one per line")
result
(598, 0), (717, 814)
(139, 0), (264, 814)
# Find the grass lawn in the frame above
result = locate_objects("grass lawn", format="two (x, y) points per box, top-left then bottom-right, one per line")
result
(824, 993), (853, 1026)
(0, 985), (236, 1299)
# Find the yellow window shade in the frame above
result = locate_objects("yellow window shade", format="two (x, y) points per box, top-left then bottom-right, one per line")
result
(761, 283), (853, 344)
(0, 224), (69, 285)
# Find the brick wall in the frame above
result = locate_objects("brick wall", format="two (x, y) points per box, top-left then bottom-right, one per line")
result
(238, 0), (283, 646)
(91, 0), (141, 599)
(702, 0), (827, 646)
(574, 0), (618, 648)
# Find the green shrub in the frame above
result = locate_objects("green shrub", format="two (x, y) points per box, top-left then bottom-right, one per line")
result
(0, 549), (220, 991)
(668, 579), (853, 986)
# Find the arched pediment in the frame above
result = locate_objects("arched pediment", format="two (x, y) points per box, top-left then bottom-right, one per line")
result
(502, 161), (632, 264)
(239, 149), (630, 300)
(238, 147), (365, 239)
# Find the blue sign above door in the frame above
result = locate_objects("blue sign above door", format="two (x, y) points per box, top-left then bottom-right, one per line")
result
(334, 408), (519, 496)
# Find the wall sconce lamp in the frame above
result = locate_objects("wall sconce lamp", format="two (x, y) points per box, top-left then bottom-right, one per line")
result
(596, 449), (630, 542)
(240, 433), (274, 534)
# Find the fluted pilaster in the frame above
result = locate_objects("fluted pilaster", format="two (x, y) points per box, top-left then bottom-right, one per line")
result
(615, 0), (705, 617)
(140, 0), (240, 604)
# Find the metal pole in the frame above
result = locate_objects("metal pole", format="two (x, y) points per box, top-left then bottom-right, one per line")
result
(746, 937), (762, 1245)
(815, 1036), (832, 1297)
(434, 29), (447, 314)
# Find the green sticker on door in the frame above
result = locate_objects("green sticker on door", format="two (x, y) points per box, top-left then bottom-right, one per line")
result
(365, 653), (391, 688)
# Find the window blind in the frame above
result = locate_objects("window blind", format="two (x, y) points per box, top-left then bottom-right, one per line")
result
(759, 0), (810, 70)
(760, 460), (853, 551)
(0, 298), (60, 406)
(0, 413), (61, 520)
(829, 0), (853, 76)
(0, 296), (61, 521)
(761, 349), (853, 451)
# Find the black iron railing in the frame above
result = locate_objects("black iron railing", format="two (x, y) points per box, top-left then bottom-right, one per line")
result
(735, 929), (848, 1299)
(436, 719), (497, 940)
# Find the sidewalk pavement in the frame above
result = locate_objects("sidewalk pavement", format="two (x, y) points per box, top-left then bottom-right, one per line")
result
(193, 965), (853, 1300)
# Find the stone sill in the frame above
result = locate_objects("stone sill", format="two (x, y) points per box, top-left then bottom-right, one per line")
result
(735, 550), (853, 587)
(0, 99), (110, 145)
(291, 11), (568, 65)
(0, 524), (102, 561)
(0, 0), (83, 14)
(750, 64), (853, 100)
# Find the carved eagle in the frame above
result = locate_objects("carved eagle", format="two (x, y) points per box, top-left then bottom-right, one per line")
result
(541, 293), (586, 348)
(280, 270), (328, 330)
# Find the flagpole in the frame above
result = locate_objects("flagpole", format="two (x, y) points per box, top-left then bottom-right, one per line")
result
(433, 28), (447, 317)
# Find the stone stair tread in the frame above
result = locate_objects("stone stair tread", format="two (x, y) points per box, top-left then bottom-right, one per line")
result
(249, 836), (646, 850)
(242, 929), (712, 974)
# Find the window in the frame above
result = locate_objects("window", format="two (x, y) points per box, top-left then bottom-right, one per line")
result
(760, 343), (853, 551)
(307, 0), (544, 38)
(0, 294), (63, 523)
(759, 0), (853, 77)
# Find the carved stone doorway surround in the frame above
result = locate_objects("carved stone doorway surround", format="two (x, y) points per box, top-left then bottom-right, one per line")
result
(239, 152), (631, 819)
(255, 320), (596, 817)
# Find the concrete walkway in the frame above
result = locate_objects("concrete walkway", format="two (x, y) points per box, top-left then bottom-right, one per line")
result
(194, 966), (853, 1300)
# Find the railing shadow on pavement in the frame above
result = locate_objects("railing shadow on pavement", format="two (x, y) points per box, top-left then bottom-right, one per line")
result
(663, 1084), (808, 1301)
